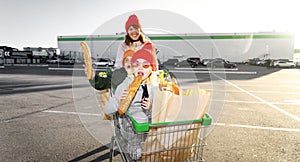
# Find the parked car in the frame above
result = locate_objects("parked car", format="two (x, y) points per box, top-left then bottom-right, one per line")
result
(174, 59), (198, 68)
(187, 57), (201, 66)
(256, 60), (267, 66)
(46, 59), (60, 64)
(246, 58), (260, 65)
(273, 60), (296, 68)
(92, 58), (115, 68)
(207, 59), (237, 68)
(201, 59), (213, 66)
(60, 59), (75, 65)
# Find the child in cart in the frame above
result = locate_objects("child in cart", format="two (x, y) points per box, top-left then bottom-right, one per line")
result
(103, 48), (136, 113)
(104, 42), (160, 123)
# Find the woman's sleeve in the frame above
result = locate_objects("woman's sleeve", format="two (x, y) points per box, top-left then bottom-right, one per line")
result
(104, 80), (127, 115)
(104, 95), (118, 115)
(115, 43), (126, 68)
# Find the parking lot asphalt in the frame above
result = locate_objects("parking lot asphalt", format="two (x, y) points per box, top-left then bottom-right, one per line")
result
(0, 64), (299, 161)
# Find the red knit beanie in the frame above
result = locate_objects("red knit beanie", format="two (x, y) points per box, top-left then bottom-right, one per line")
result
(125, 14), (142, 32)
(131, 42), (156, 71)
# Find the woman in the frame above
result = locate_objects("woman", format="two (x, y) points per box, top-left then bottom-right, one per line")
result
(111, 14), (158, 91)
(115, 14), (151, 68)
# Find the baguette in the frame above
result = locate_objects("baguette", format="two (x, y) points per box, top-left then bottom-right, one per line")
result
(118, 75), (143, 115)
(80, 42), (93, 80)
(159, 81), (180, 95)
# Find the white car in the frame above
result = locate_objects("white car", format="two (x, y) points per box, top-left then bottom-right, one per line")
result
(201, 59), (213, 66)
(273, 61), (296, 68)
(92, 58), (114, 68)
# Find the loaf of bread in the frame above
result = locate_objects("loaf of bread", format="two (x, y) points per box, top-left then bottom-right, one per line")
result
(118, 75), (143, 115)
(80, 42), (93, 80)
(159, 81), (180, 95)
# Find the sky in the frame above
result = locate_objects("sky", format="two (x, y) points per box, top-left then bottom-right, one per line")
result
(1, 0), (300, 50)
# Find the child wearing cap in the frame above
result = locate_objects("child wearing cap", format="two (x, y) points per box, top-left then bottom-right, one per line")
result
(110, 48), (137, 93)
(104, 48), (136, 106)
(105, 42), (160, 123)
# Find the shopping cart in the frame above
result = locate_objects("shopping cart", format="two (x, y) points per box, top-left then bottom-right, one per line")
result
(109, 111), (212, 162)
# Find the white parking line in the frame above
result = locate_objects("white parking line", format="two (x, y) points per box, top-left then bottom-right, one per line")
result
(206, 89), (300, 95)
(199, 83), (300, 87)
(224, 84), (300, 88)
(212, 74), (300, 123)
(43, 110), (102, 116)
(48, 67), (113, 71)
(171, 70), (257, 74)
(212, 99), (300, 105)
(216, 123), (300, 132)
(48, 68), (84, 71)
(42, 110), (300, 132)
(174, 67), (238, 71)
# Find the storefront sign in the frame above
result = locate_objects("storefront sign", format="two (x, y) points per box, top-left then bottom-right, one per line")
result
(11, 51), (32, 58)
(0, 49), (4, 67)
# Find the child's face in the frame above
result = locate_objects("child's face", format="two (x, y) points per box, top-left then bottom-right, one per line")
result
(123, 56), (133, 75)
(132, 58), (152, 80)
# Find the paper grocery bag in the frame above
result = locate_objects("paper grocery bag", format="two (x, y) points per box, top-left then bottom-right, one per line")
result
(142, 130), (165, 162)
(144, 88), (210, 161)
(97, 89), (111, 120)
(159, 124), (201, 162)
(154, 88), (210, 148)
(152, 88), (210, 123)
(177, 88), (210, 121)
(142, 124), (202, 161)
(152, 90), (182, 123)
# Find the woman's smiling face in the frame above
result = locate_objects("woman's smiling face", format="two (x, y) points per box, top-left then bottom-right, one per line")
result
(127, 25), (141, 41)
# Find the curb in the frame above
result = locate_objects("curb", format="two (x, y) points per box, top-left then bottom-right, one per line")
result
(3, 64), (49, 67)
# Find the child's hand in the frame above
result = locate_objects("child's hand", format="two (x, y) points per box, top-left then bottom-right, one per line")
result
(141, 98), (151, 110)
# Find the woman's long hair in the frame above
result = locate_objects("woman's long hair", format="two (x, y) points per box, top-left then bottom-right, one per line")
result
(125, 33), (146, 46)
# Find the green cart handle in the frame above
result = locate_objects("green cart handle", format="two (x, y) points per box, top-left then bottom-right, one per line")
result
(126, 112), (212, 133)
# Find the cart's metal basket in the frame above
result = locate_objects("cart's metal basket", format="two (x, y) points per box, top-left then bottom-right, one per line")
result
(110, 111), (212, 162)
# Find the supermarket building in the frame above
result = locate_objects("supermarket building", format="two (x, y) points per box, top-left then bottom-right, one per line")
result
(58, 32), (294, 63)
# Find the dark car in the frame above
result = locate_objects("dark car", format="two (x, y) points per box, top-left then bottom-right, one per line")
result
(207, 59), (237, 68)
(46, 59), (60, 64)
(60, 59), (75, 65)
(174, 59), (198, 68)
(187, 57), (201, 66)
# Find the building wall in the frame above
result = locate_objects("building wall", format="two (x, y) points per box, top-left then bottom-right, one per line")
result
(57, 32), (294, 62)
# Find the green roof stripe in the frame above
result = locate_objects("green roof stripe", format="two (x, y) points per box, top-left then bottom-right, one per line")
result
(57, 34), (294, 42)
(295, 49), (300, 53)
(57, 37), (124, 41)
